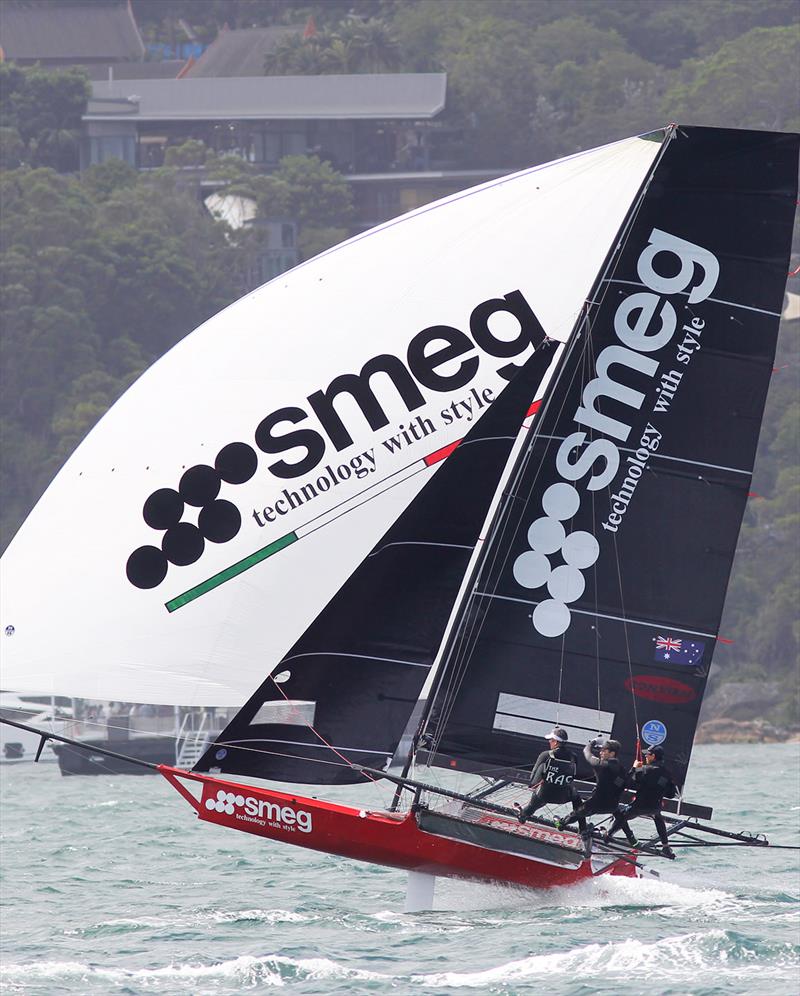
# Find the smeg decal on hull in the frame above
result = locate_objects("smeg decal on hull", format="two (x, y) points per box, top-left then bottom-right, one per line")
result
(204, 788), (313, 833)
(512, 229), (720, 638)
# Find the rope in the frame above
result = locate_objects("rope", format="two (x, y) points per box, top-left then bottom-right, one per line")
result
(266, 675), (383, 785)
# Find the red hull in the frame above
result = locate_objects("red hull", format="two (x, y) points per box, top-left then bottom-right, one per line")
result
(160, 765), (637, 890)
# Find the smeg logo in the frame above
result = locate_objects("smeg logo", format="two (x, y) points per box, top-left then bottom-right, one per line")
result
(124, 287), (546, 591)
(126, 442), (257, 590)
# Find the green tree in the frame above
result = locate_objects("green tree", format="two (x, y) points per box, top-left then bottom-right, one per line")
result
(0, 65), (90, 171)
(264, 16), (401, 75)
(163, 138), (209, 167)
(528, 16), (626, 70)
(336, 17), (401, 72)
(0, 166), (245, 546)
(81, 159), (139, 202)
(224, 154), (353, 259)
(264, 31), (338, 75)
(390, 0), (457, 72)
(664, 25), (800, 130)
(441, 15), (541, 167)
(719, 322), (800, 721)
(269, 154), (352, 230)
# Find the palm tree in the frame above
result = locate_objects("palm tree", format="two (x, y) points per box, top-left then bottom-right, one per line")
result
(264, 32), (335, 75)
(338, 18), (401, 74)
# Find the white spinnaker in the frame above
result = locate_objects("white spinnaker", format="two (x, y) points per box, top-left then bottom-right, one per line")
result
(0, 135), (660, 705)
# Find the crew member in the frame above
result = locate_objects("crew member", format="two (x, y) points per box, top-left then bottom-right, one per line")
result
(515, 727), (578, 823)
(557, 738), (628, 834)
(605, 744), (676, 857)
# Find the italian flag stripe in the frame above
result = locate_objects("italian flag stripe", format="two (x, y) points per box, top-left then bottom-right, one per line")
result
(424, 439), (462, 467)
(165, 532), (298, 612)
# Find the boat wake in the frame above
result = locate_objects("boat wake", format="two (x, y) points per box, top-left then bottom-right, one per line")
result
(429, 870), (731, 913)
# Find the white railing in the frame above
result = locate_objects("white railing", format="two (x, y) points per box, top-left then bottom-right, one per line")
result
(175, 710), (213, 768)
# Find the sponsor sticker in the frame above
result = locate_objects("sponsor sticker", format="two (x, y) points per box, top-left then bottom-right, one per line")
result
(204, 788), (313, 833)
(476, 813), (583, 852)
(625, 675), (696, 705)
(641, 719), (667, 746)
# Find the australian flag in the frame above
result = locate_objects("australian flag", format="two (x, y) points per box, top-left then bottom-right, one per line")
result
(654, 635), (705, 666)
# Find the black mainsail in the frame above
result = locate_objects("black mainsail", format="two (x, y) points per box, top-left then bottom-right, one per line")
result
(419, 126), (799, 787)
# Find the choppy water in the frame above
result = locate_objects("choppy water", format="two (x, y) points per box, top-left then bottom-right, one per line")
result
(1, 743), (798, 995)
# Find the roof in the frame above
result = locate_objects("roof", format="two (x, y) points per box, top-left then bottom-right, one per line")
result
(0, 1), (145, 63)
(185, 25), (301, 78)
(82, 61), (187, 81)
(85, 74), (447, 121)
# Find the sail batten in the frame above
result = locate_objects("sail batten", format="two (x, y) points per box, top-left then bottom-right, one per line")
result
(471, 591), (719, 640)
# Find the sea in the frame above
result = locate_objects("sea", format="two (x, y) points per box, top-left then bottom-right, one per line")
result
(0, 742), (798, 995)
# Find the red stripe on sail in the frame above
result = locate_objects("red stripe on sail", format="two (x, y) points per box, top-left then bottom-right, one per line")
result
(526, 399), (542, 417)
(424, 440), (461, 466)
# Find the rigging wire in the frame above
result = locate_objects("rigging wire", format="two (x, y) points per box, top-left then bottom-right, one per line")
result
(427, 307), (606, 758)
(583, 317), (605, 737)
(265, 674), (384, 786)
(426, 337), (586, 754)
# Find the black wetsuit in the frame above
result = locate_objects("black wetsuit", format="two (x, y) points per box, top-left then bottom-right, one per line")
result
(607, 761), (676, 847)
(560, 743), (628, 833)
(519, 746), (578, 820)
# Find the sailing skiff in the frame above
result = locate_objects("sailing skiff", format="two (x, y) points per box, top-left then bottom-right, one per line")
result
(2, 124), (798, 909)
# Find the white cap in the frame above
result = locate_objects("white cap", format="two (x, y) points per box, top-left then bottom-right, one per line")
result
(545, 727), (568, 742)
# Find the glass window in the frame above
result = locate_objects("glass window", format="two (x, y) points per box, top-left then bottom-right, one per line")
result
(90, 135), (135, 166)
(263, 132), (281, 164)
(282, 131), (306, 156)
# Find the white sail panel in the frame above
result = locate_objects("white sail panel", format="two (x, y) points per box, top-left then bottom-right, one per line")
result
(0, 135), (660, 705)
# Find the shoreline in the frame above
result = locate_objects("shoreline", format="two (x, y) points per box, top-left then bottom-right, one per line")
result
(695, 718), (800, 745)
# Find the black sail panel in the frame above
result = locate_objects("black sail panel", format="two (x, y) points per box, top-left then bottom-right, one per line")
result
(428, 126), (799, 787)
(194, 341), (557, 783)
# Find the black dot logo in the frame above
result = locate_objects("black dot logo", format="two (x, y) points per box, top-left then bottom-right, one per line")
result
(199, 500), (241, 543)
(128, 443), (259, 590)
(216, 442), (257, 484)
(143, 488), (184, 530)
(126, 545), (169, 589)
(179, 464), (221, 506)
(162, 522), (205, 566)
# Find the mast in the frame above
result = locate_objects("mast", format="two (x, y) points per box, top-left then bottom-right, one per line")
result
(405, 126), (677, 778)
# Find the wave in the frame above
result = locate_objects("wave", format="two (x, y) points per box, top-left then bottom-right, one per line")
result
(66, 907), (310, 937)
(411, 930), (800, 988)
(0, 954), (385, 988)
(2, 931), (797, 992)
